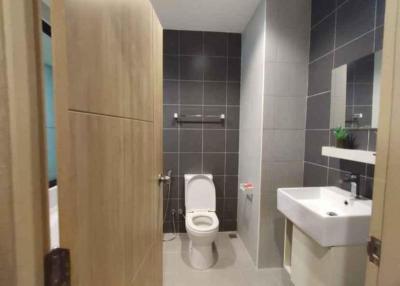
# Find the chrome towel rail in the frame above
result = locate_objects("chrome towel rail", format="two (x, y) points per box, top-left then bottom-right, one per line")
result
(173, 113), (225, 123)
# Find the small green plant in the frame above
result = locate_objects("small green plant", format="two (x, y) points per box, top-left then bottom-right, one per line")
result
(333, 126), (349, 141)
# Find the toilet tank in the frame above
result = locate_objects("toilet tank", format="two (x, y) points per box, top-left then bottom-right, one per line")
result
(184, 174), (216, 212)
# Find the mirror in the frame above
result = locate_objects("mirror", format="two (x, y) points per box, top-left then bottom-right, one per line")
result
(330, 51), (382, 129)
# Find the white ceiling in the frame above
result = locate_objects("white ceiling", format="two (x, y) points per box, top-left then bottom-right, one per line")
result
(150, 0), (261, 33)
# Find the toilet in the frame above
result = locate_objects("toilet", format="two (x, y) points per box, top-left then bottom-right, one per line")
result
(185, 174), (219, 270)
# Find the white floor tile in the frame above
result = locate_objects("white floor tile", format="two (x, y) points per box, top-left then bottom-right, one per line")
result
(163, 232), (293, 286)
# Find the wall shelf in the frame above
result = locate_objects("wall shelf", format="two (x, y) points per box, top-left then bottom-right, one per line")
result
(322, 146), (376, 165)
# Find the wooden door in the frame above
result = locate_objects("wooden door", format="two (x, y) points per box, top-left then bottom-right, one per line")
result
(0, 0), (49, 285)
(365, 0), (400, 285)
(52, 0), (163, 285)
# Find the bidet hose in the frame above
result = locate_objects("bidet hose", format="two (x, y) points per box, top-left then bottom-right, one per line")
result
(162, 170), (176, 242)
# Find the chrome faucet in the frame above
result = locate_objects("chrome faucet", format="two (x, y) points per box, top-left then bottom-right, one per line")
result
(344, 173), (361, 199)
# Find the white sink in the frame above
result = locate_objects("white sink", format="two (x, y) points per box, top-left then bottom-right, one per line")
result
(277, 186), (372, 247)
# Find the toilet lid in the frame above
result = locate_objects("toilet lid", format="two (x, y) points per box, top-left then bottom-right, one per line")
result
(185, 174), (216, 212)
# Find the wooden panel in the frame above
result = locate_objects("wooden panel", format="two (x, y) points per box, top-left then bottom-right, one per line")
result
(0, 1), (16, 283)
(124, 118), (155, 283)
(65, 112), (159, 285)
(365, 0), (399, 284)
(53, 0), (163, 284)
(152, 10), (164, 239)
(376, 0), (400, 284)
(67, 112), (125, 285)
(130, 10), (163, 286)
(0, 0), (48, 285)
(63, 0), (154, 121)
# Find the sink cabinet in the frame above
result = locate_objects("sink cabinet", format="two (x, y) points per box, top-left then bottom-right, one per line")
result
(289, 224), (367, 286)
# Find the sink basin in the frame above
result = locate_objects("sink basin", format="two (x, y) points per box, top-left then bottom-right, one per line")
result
(277, 186), (372, 247)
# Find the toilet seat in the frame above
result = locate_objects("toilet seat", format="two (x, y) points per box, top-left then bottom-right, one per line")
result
(186, 211), (219, 234)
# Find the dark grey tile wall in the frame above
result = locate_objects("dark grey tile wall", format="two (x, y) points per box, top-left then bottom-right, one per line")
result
(304, 0), (385, 199)
(163, 30), (241, 233)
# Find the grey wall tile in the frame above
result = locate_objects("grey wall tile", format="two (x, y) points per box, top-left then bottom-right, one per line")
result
(305, 130), (329, 165)
(164, 80), (179, 104)
(163, 198), (179, 221)
(180, 81), (203, 105)
(180, 31), (203, 55)
(376, 0), (386, 27)
(261, 161), (304, 193)
(335, 0), (375, 47)
(204, 82), (226, 105)
(366, 164), (375, 178)
(263, 130), (306, 162)
(203, 130), (226, 152)
(329, 158), (366, 175)
(368, 130), (377, 151)
(328, 168), (352, 191)
(228, 58), (241, 81)
(311, 0), (336, 26)
(180, 153), (202, 175)
(164, 30), (179, 55)
(375, 27), (384, 51)
(180, 56), (205, 80)
(226, 130), (239, 152)
(227, 82), (240, 105)
(310, 14), (335, 61)
(163, 30), (241, 232)
(225, 175), (238, 198)
(226, 153), (239, 175)
(221, 220), (237, 231)
(164, 153), (179, 175)
(354, 83), (373, 105)
(203, 153), (225, 175)
(306, 92), (331, 129)
(334, 31), (374, 67)
(163, 177), (180, 199)
(180, 130), (202, 152)
(204, 57), (227, 81)
(224, 198), (238, 219)
(265, 62), (308, 96)
(303, 162), (328, 186)
(163, 129), (179, 152)
(164, 55), (179, 79)
(163, 105), (179, 129)
(213, 175), (225, 198)
(203, 106), (226, 129)
(351, 130), (369, 150)
(228, 33), (241, 57)
(361, 177), (374, 199)
(308, 53), (333, 95)
(306, 0), (383, 201)
(204, 32), (228, 57)
(227, 106), (240, 129)
(180, 105), (203, 129)
(272, 96), (307, 130)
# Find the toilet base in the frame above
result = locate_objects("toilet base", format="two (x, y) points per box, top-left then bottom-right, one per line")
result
(189, 240), (215, 270)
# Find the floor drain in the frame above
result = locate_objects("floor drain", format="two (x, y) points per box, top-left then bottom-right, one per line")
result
(327, 212), (338, 217)
(228, 233), (237, 239)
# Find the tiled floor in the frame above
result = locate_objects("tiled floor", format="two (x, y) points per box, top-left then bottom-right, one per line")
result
(163, 233), (293, 286)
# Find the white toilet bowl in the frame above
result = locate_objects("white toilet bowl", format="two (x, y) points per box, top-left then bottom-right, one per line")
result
(184, 174), (219, 270)
(186, 211), (219, 269)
